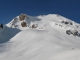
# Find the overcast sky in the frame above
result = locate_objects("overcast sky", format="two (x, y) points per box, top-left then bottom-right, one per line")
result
(0, 0), (80, 24)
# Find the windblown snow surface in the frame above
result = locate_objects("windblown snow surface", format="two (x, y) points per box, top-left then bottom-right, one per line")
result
(0, 14), (80, 60)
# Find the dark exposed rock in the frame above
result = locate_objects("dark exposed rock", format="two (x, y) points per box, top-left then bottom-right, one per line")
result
(32, 24), (38, 28)
(19, 14), (29, 21)
(66, 30), (79, 36)
(0, 24), (3, 29)
(21, 22), (27, 27)
(61, 21), (73, 25)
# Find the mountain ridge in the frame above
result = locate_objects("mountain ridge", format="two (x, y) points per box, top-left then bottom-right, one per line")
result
(6, 14), (80, 31)
(0, 14), (80, 60)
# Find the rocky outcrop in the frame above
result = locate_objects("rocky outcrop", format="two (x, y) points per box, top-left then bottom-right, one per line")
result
(19, 14), (29, 21)
(66, 30), (79, 36)
(61, 21), (73, 25)
(31, 24), (38, 28)
(21, 22), (27, 27)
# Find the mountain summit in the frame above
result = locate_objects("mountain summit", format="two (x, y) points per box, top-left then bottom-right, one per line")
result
(6, 14), (80, 31)
(6, 14), (40, 30)
(0, 14), (80, 60)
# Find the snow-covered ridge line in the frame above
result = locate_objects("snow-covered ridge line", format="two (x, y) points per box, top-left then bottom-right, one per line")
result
(5, 13), (80, 38)
(6, 14), (80, 31)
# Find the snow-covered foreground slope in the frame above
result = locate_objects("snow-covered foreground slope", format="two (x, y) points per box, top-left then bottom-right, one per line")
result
(0, 14), (80, 60)
(1, 29), (80, 60)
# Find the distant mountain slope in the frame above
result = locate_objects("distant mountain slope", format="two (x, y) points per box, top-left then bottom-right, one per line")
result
(6, 14), (80, 31)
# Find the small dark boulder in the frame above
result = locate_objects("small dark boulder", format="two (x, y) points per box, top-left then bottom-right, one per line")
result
(0, 24), (3, 29)
(66, 30), (72, 35)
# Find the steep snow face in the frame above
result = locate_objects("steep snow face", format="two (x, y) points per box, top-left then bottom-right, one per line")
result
(0, 14), (80, 60)
(0, 26), (20, 44)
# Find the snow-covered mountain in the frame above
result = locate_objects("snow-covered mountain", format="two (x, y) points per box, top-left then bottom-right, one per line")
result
(6, 14), (80, 31)
(0, 14), (80, 60)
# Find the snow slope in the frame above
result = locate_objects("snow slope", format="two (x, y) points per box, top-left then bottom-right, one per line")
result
(0, 26), (20, 43)
(0, 14), (80, 60)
